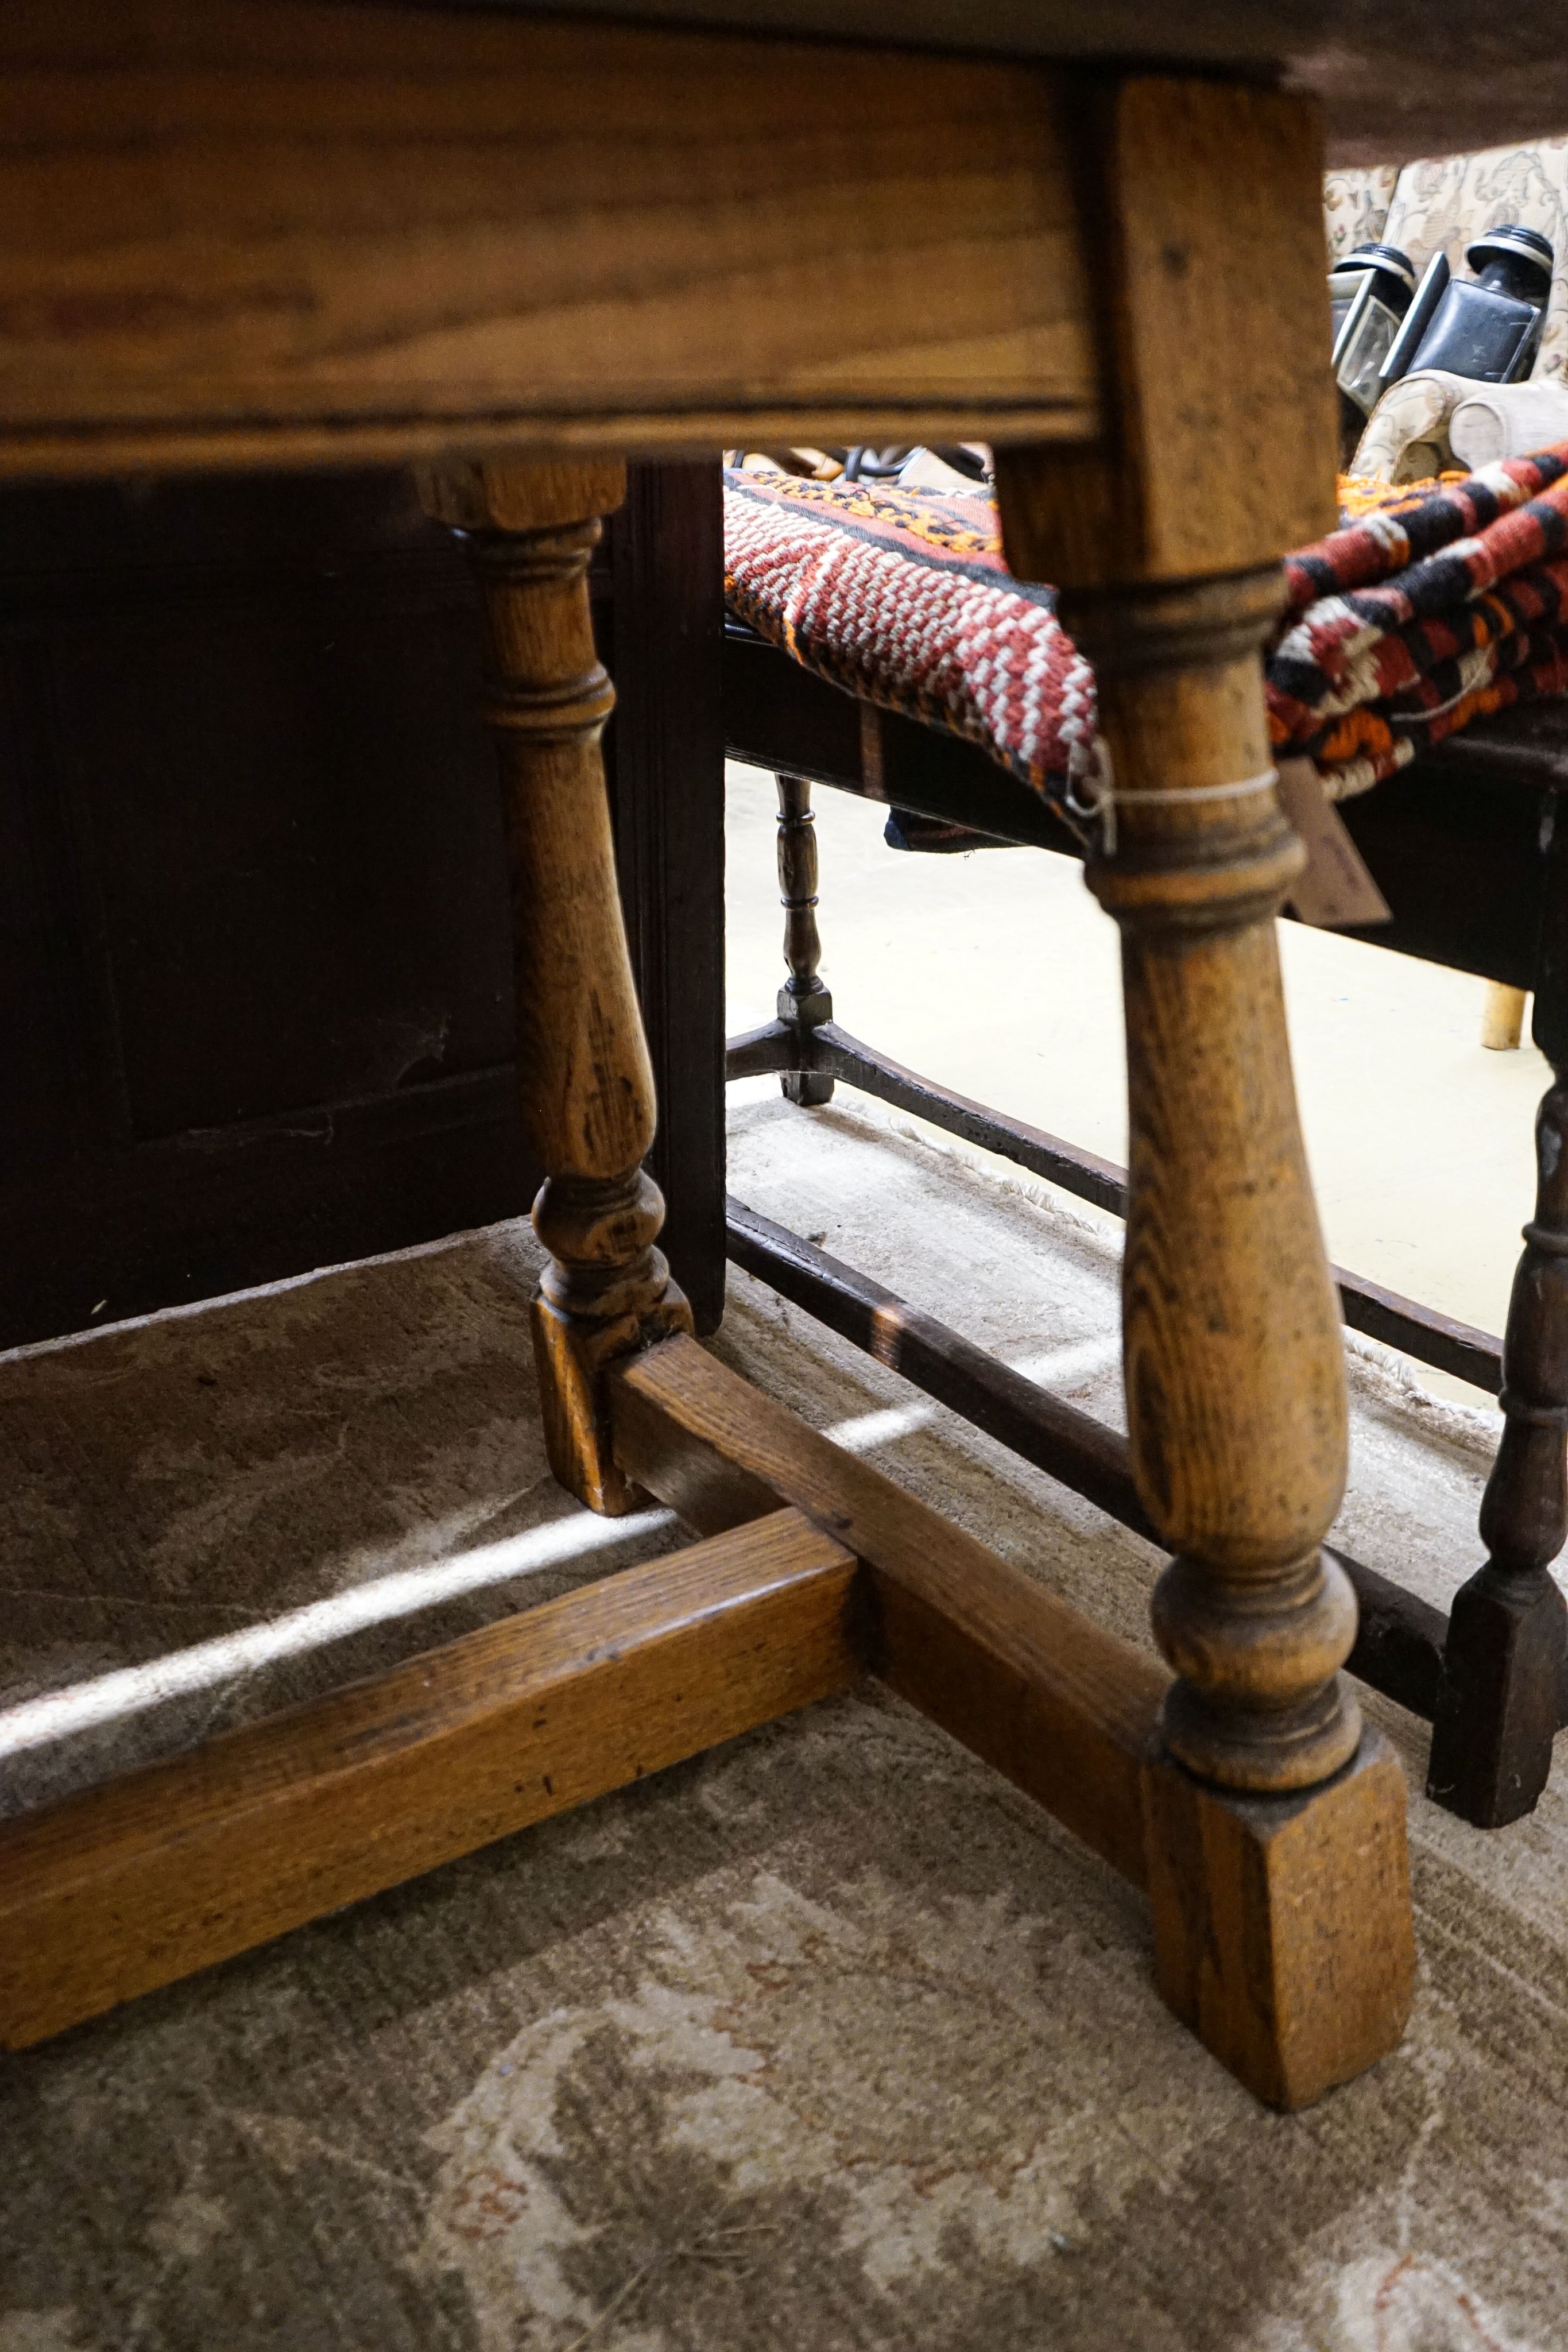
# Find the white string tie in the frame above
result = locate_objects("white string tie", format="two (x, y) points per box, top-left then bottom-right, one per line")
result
(1066, 753), (1278, 857)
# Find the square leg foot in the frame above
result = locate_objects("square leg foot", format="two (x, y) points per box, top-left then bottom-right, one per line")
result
(1143, 1728), (1415, 2110)
(532, 1289), (691, 1515)
(1427, 1568), (1567, 1827)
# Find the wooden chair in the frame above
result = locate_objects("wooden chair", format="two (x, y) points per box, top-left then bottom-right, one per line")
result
(0, 0), (1426, 2111)
(725, 633), (1568, 1831)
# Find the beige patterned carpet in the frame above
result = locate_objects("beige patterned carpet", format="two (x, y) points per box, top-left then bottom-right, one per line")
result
(2, 1095), (1566, 2352)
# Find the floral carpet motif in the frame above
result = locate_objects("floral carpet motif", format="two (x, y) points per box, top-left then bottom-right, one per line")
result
(2, 1105), (1567, 2350)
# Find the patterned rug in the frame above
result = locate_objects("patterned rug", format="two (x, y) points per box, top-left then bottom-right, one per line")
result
(2, 1097), (1565, 2352)
(723, 447), (1568, 821)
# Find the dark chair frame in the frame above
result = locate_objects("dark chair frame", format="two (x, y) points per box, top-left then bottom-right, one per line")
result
(722, 616), (1568, 1827)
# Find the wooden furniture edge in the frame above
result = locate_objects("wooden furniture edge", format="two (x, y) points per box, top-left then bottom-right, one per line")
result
(0, 1508), (857, 2050)
(0, 411), (1098, 488)
(0, 0), (1101, 479)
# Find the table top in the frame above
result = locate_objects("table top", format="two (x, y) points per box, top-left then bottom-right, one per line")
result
(507, 1), (1568, 166)
(7, 0), (1557, 486)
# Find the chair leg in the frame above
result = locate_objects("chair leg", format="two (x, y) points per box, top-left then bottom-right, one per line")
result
(417, 457), (692, 1514)
(775, 772), (834, 1105)
(1428, 1070), (1568, 1823)
(1481, 980), (1528, 1051)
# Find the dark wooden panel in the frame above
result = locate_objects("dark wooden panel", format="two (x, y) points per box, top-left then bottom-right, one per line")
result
(0, 1069), (518, 1347)
(607, 468), (727, 1335)
(0, 464), (727, 1345)
(43, 554), (513, 1142)
(1335, 761), (1552, 988)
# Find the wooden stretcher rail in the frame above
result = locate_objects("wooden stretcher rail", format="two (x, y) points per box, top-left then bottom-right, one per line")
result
(728, 1194), (1153, 1534)
(2, 1334), (1174, 2050)
(0, 1508), (858, 2049)
(1, 1320), (1407, 2087)
(724, 1196), (1481, 1726)
(609, 1333), (1168, 1888)
(726, 1018), (1506, 1395)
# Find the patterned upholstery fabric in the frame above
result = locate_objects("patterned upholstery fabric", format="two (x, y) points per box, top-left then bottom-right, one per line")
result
(1276, 448), (1568, 792)
(723, 452), (1568, 818)
(1382, 138), (1568, 382)
(723, 469), (1098, 807)
(1323, 166), (1400, 260)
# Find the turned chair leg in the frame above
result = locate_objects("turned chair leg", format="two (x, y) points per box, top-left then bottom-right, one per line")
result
(1428, 1069), (1568, 1823)
(775, 772), (834, 1105)
(417, 458), (692, 1514)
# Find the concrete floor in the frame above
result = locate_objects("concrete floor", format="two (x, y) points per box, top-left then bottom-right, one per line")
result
(725, 759), (1543, 1406)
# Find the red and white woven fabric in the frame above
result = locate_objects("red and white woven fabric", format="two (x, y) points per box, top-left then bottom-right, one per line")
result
(723, 469), (1099, 814)
(725, 455), (1568, 819)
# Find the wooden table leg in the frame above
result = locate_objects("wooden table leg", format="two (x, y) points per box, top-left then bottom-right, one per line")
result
(1073, 575), (1411, 2105)
(996, 74), (1414, 2106)
(418, 459), (692, 1513)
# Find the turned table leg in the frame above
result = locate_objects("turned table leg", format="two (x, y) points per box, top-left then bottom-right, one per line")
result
(1063, 575), (1410, 2105)
(1428, 1069), (1568, 1823)
(1074, 576), (1360, 1792)
(418, 458), (692, 1513)
(994, 71), (1414, 2105)
(775, 773), (834, 1105)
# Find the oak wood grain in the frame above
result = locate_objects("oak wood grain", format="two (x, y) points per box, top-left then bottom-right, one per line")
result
(995, 78), (1337, 589)
(986, 82), (1411, 2094)
(611, 1334), (1168, 1886)
(1144, 1732), (1415, 2111)
(1068, 572), (1360, 1796)
(997, 98), (1352, 1793)
(0, 1508), (858, 2050)
(0, 0), (1098, 479)
(419, 457), (692, 1511)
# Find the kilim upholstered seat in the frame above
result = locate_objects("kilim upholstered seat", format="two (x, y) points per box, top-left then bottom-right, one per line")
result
(723, 451), (1568, 828)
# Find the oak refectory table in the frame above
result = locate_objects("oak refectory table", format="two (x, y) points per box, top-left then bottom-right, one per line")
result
(3, 0), (1558, 2107)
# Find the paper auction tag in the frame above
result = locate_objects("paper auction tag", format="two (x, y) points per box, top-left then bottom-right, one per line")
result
(1274, 758), (1391, 929)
